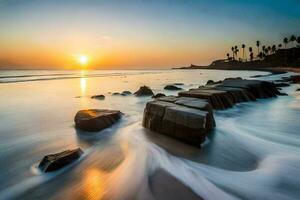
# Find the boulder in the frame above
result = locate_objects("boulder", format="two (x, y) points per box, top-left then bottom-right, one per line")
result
(206, 80), (214, 85)
(143, 100), (215, 146)
(164, 85), (182, 90)
(296, 88), (300, 91)
(152, 93), (166, 98)
(179, 89), (234, 109)
(38, 148), (83, 172)
(157, 96), (215, 129)
(179, 79), (279, 109)
(74, 109), (122, 132)
(112, 92), (121, 96)
(134, 86), (154, 96)
(121, 91), (132, 96)
(91, 95), (105, 100)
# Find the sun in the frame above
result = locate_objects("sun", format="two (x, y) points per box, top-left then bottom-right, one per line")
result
(78, 55), (89, 65)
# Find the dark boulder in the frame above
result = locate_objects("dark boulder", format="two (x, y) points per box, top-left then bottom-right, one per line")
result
(112, 92), (121, 96)
(121, 91), (132, 96)
(143, 99), (215, 146)
(74, 109), (122, 132)
(206, 80), (214, 85)
(38, 148), (83, 172)
(152, 93), (166, 98)
(296, 88), (300, 91)
(134, 86), (154, 96)
(164, 85), (182, 90)
(91, 95), (105, 100)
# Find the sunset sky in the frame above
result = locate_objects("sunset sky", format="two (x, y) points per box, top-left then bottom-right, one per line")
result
(0, 0), (299, 69)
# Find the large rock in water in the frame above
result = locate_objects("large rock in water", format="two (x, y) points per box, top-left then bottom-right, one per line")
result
(134, 86), (154, 96)
(38, 148), (83, 172)
(164, 85), (182, 90)
(74, 109), (122, 132)
(143, 97), (215, 146)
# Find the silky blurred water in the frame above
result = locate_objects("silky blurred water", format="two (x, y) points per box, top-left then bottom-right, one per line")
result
(0, 69), (299, 200)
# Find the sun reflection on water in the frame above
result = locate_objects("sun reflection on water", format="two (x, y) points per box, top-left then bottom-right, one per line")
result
(80, 70), (87, 95)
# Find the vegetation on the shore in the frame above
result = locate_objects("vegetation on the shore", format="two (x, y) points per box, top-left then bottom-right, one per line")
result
(226, 35), (300, 62)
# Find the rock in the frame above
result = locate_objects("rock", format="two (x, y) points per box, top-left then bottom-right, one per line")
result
(179, 79), (279, 109)
(38, 148), (83, 172)
(74, 109), (122, 132)
(164, 85), (182, 90)
(134, 86), (154, 96)
(206, 80), (214, 85)
(296, 88), (300, 91)
(179, 89), (234, 109)
(121, 91), (132, 96)
(174, 83), (184, 86)
(157, 96), (215, 129)
(91, 95), (105, 100)
(112, 92), (121, 96)
(275, 83), (290, 87)
(143, 99), (215, 146)
(152, 93), (166, 98)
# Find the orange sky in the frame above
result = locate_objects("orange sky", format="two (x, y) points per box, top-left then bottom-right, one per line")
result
(0, 0), (299, 69)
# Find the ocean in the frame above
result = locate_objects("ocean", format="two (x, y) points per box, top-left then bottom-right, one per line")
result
(0, 69), (299, 200)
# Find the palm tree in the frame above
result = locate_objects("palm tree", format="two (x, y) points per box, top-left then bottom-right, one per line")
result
(242, 44), (246, 61)
(258, 52), (264, 60)
(283, 37), (289, 48)
(256, 40), (260, 55)
(249, 47), (253, 61)
(234, 46), (239, 60)
(231, 47), (235, 60)
(267, 46), (271, 55)
(226, 53), (230, 60)
(297, 37), (300, 47)
(290, 35), (296, 47)
(278, 44), (282, 49)
(262, 45), (266, 53)
(271, 45), (276, 54)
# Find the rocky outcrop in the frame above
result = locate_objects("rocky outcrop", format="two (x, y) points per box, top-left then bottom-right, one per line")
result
(74, 109), (122, 132)
(134, 86), (154, 96)
(179, 78), (279, 109)
(91, 95), (105, 100)
(38, 148), (83, 172)
(143, 78), (281, 146)
(143, 97), (215, 146)
(164, 85), (182, 90)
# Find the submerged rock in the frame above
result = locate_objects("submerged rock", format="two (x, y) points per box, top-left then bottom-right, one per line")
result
(152, 93), (166, 98)
(38, 148), (83, 172)
(74, 109), (122, 132)
(134, 86), (154, 96)
(164, 85), (182, 90)
(91, 95), (105, 100)
(296, 88), (300, 91)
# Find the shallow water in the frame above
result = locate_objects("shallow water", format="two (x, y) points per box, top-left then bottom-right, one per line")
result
(0, 69), (299, 200)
